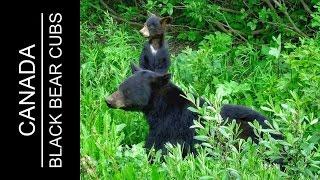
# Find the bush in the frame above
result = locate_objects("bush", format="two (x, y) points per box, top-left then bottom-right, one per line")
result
(107, 0), (319, 44)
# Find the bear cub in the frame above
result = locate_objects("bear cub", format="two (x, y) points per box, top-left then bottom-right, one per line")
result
(106, 65), (281, 156)
(139, 13), (172, 74)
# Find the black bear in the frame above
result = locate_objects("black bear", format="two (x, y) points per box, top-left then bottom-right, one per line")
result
(106, 65), (281, 156)
(139, 13), (172, 73)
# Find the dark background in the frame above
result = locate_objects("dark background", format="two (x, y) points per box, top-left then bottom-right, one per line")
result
(4, 1), (79, 178)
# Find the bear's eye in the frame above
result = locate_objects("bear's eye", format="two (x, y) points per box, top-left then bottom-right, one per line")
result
(148, 23), (156, 29)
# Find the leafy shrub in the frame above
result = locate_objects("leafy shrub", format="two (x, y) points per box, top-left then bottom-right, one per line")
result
(106, 0), (319, 44)
(172, 32), (232, 93)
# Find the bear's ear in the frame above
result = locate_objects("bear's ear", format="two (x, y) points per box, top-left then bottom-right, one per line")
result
(153, 73), (171, 86)
(160, 16), (173, 27)
(131, 63), (142, 74)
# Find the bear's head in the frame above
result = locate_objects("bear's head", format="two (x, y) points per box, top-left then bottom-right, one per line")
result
(105, 64), (171, 111)
(139, 13), (172, 38)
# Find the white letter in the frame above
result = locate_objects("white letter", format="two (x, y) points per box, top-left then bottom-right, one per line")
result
(19, 121), (35, 136)
(19, 60), (35, 74)
(49, 158), (62, 167)
(19, 44), (35, 59)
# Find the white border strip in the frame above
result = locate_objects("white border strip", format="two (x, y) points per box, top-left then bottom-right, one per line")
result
(41, 12), (44, 168)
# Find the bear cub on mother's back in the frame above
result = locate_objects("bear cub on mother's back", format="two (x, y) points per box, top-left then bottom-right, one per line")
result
(106, 65), (281, 156)
(139, 13), (172, 73)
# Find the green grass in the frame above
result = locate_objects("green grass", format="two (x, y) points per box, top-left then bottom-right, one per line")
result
(80, 1), (320, 179)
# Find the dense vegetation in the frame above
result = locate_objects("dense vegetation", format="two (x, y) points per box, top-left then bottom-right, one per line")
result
(80, 0), (320, 179)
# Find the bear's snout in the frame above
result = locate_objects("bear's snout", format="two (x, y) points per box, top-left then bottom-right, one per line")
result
(105, 91), (126, 109)
(139, 25), (149, 37)
(105, 95), (113, 108)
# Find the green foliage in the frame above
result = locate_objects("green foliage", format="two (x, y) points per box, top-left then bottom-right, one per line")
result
(280, 38), (320, 116)
(108, 0), (319, 43)
(311, 2), (320, 29)
(81, 0), (320, 179)
(172, 32), (232, 93)
(258, 101), (320, 178)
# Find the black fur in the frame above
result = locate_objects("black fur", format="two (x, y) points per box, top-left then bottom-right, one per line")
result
(139, 14), (172, 73)
(144, 82), (198, 156)
(221, 104), (283, 142)
(139, 42), (170, 74)
(106, 68), (282, 156)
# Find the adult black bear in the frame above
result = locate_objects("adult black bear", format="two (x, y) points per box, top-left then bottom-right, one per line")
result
(106, 65), (281, 156)
(139, 13), (172, 73)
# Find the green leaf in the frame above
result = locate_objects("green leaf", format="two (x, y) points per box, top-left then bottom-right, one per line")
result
(202, 116), (215, 121)
(227, 168), (240, 178)
(188, 106), (198, 113)
(218, 127), (229, 139)
(167, 3), (173, 15)
(269, 47), (280, 58)
(190, 120), (205, 129)
(115, 123), (126, 133)
(310, 118), (318, 125)
(194, 135), (209, 141)
(281, 103), (289, 109)
(247, 21), (257, 31)
(261, 106), (273, 112)
(200, 176), (214, 180)
(278, 140), (293, 146)
(201, 142), (213, 148)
